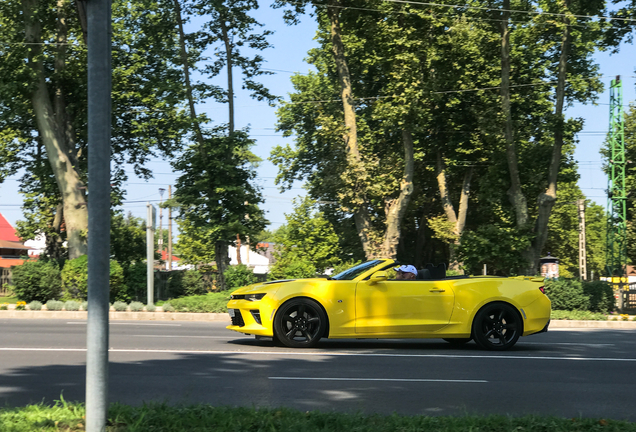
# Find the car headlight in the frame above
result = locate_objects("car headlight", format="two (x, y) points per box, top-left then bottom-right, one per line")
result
(231, 293), (266, 301)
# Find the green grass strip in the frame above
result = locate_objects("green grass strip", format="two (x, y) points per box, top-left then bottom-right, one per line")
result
(551, 310), (612, 321)
(1, 401), (635, 432)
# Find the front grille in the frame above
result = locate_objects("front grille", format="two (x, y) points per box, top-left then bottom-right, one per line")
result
(231, 309), (245, 327)
(250, 310), (262, 325)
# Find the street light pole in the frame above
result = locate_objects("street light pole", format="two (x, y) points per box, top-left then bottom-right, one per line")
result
(85, 0), (112, 430)
(159, 188), (165, 260)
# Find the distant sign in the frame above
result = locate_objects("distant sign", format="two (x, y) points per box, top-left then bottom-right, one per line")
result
(146, 203), (156, 230)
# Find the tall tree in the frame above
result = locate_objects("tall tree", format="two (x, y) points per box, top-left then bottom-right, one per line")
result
(0, 0), (190, 258)
(171, 0), (273, 290)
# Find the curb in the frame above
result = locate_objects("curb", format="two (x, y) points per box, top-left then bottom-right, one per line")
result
(549, 320), (636, 329)
(0, 310), (231, 322)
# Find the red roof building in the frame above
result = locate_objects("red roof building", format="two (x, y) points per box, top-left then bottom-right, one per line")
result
(0, 212), (20, 242)
(0, 213), (30, 269)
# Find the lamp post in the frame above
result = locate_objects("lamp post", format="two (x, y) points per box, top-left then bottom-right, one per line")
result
(158, 188), (165, 260)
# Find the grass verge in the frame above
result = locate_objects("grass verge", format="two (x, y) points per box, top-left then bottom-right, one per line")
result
(551, 310), (610, 320)
(0, 296), (18, 304)
(167, 290), (233, 313)
(1, 402), (634, 432)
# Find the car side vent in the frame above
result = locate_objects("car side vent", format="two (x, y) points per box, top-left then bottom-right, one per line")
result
(250, 310), (262, 325)
(231, 310), (245, 327)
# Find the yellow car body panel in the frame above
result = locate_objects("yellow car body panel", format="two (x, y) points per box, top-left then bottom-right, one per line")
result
(226, 259), (551, 344)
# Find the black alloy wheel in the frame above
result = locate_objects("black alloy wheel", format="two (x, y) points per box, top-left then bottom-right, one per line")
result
(442, 338), (472, 345)
(273, 298), (327, 348)
(472, 303), (522, 351)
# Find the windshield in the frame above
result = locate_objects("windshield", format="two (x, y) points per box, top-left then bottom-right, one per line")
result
(330, 260), (384, 281)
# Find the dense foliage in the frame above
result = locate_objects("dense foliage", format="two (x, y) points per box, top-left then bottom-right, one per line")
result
(224, 264), (258, 289)
(168, 292), (231, 313)
(10, 260), (62, 302)
(60, 256), (126, 302)
(544, 279), (614, 312)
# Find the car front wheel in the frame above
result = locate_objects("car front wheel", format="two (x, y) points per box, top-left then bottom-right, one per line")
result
(273, 298), (327, 348)
(472, 303), (522, 351)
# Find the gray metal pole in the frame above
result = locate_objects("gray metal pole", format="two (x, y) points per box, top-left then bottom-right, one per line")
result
(578, 199), (587, 281)
(168, 185), (173, 271)
(147, 203), (155, 305)
(86, 0), (112, 430)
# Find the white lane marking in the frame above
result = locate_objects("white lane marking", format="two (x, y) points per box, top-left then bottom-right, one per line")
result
(66, 322), (182, 326)
(2, 348), (636, 362)
(131, 335), (235, 339)
(521, 342), (614, 347)
(269, 377), (487, 383)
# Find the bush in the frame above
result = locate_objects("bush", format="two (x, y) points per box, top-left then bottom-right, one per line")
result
(225, 265), (258, 289)
(10, 260), (62, 302)
(269, 257), (316, 281)
(123, 262), (147, 302)
(0, 303), (7, 310)
(46, 300), (64, 311)
(544, 279), (614, 313)
(15, 301), (26, 310)
(81, 301), (88, 311)
(551, 310), (608, 320)
(129, 301), (144, 312)
(28, 301), (42, 311)
(145, 303), (156, 312)
(64, 301), (80, 311)
(169, 292), (231, 313)
(61, 256), (126, 302)
(162, 302), (174, 312)
(182, 270), (206, 296)
(582, 280), (614, 313)
(112, 301), (128, 312)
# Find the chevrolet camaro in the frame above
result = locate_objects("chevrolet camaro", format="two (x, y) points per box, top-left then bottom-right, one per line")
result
(226, 259), (551, 350)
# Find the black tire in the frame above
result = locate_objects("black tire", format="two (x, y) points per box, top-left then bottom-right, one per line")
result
(443, 338), (472, 345)
(273, 298), (327, 348)
(472, 303), (522, 351)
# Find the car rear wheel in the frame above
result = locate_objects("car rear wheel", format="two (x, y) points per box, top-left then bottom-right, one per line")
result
(442, 338), (472, 345)
(472, 303), (521, 351)
(274, 298), (327, 348)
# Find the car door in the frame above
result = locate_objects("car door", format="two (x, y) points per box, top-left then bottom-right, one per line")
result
(355, 278), (455, 334)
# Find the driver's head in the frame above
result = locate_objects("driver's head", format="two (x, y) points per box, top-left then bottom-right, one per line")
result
(394, 265), (417, 280)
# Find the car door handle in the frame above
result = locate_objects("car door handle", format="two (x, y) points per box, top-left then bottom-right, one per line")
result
(429, 289), (446, 293)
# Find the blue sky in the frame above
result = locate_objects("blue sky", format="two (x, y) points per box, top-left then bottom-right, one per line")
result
(0, 4), (634, 237)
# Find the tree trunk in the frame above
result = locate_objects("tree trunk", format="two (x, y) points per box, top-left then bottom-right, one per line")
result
(500, 0), (528, 228)
(435, 153), (473, 271)
(173, 0), (205, 146)
(220, 19), (234, 134)
(45, 203), (65, 261)
(326, 0), (375, 259)
(23, 0), (88, 259)
(381, 129), (415, 258)
(528, 3), (571, 273)
(215, 241), (229, 291)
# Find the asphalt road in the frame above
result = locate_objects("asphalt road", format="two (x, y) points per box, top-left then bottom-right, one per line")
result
(1, 318), (636, 419)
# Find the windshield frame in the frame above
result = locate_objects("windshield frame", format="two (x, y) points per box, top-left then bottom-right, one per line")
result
(330, 260), (386, 281)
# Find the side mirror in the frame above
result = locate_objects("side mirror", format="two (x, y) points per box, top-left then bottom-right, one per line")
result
(369, 271), (388, 285)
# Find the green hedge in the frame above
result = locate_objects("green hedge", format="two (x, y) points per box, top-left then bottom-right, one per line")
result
(60, 256), (126, 302)
(544, 279), (614, 313)
(169, 291), (232, 313)
(10, 260), (62, 303)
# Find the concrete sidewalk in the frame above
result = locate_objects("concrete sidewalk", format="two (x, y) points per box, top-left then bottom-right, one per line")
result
(2, 309), (636, 328)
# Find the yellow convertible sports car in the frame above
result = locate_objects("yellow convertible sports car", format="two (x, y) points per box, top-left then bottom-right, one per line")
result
(226, 259), (551, 351)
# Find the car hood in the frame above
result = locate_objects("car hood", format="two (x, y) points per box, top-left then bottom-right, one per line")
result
(230, 278), (328, 295)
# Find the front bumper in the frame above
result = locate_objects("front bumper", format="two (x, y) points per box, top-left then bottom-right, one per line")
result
(225, 297), (276, 337)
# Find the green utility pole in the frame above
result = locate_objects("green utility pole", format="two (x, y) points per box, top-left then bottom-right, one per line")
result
(606, 76), (627, 303)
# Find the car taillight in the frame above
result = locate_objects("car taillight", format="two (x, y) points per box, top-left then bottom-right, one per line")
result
(539, 286), (545, 294)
